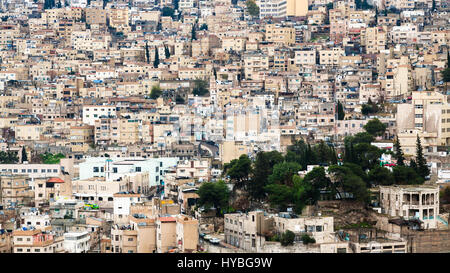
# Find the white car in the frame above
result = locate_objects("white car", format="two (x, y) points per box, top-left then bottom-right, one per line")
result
(204, 235), (212, 241)
(209, 238), (220, 244)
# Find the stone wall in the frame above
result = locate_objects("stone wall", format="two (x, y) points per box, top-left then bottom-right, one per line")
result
(405, 229), (450, 253)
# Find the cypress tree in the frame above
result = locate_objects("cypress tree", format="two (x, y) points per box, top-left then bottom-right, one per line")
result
(393, 136), (405, 166)
(153, 46), (159, 68)
(21, 147), (28, 162)
(164, 45), (170, 59)
(337, 101), (345, 120)
(415, 135), (430, 179)
(191, 24), (196, 41)
(145, 42), (150, 64)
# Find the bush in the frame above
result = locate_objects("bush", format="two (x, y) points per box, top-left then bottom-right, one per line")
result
(301, 234), (316, 245)
(280, 230), (295, 246)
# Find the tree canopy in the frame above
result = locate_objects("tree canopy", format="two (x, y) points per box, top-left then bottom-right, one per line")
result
(363, 118), (387, 137)
(197, 181), (230, 213)
(245, 0), (260, 17)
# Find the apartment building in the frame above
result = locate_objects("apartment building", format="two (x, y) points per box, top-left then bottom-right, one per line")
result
(224, 211), (273, 251)
(12, 229), (65, 253)
(265, 24), (295, 46)
(258, 0), (287, 19)
(82, 105), (117, 126)
(156, 216), (177, 253)
(63, 231), (90, 253)
(175, 215), (198, 253)
(0, 175), (33, 206)
(397, 91), (450, 154)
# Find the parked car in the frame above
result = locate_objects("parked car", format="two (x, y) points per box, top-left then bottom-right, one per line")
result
(204, 235), (212, 241)
(209, 238), (220, 244)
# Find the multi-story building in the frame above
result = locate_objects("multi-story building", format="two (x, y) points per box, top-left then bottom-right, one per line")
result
(380, 185), (440, 229)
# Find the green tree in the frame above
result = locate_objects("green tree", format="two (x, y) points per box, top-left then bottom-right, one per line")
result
(21, 147), (28, 162)
(197, 181), (230, 213)
(343, 163), (368, 183)
(172, 0), (179, 10)
(393, 137), (405, 166)
(441, 187), (450, 204)
(153, 46), (160, 68)
(393, 166), (424, 185)
(175, 95), (185, 104)
(364, 118), (387, 137)
(0, 151), (18, 164)
(352, 132), (375, 144)
(301, 234), (316, 245)
(328, 165), (369, 202)
(280, 230), (295, 246)
(150, 85), (162, 99)
(291, 175), (310, 214)
(268, 161), (302, 187)
(199, 23), (208, 30)
(191, 24), (196, 41)
(361, 99), (380, 116)
(415, 135), (430, 179)
(225, 154), (252, 190)
(250, 151), (284, 200)
(192, 79), (209, 96)
(164, 45), (170, 59)
(161, 7), (175, 17)
(368, 166), (395, 186)
(352, 143), (383, 170)
(285, 139), (316, 170)
(145, 42), (150, 64)
(40, 153), (65, 164)
(313, 141), (336, 165)
(302, 167), (332, 202)
(265, 183), (293, 211)
(337, 101), (345, 120)
(44, 0), (55, 9)
(245, 0), (260, 17)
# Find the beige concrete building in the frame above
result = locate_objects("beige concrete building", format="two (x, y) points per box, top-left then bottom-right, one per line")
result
(176, 215), (198, 253)
(380, 185), (440, 229)
(397, 91), (450, 155)
(265, 24), (295, 46)
(286, 0), (308, 17)
(12, 229), (64, 253)
(219, 141), (252, 164)
(156, 216), (177, 253)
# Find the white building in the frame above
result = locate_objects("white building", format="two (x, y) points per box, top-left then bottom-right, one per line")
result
(78, 157), (178, 187)
(63, 231), (91, 253)
(113, 193), (144, 224)
(82, 105), (117, 126)
(257, 0), (287, 19)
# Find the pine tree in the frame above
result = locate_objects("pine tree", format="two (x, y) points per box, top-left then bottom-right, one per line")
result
(393, 137), (405, 166)
(21, 147), (28, 162)
(337, 101), (345, 120)
(415, 135), (430, 179)
(145, 42), (150, 64)
(164, 45), (170, 59)
(191, 24), (196, 41)
(153, 46), (159, 68)
(410, 159), (417, 170)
